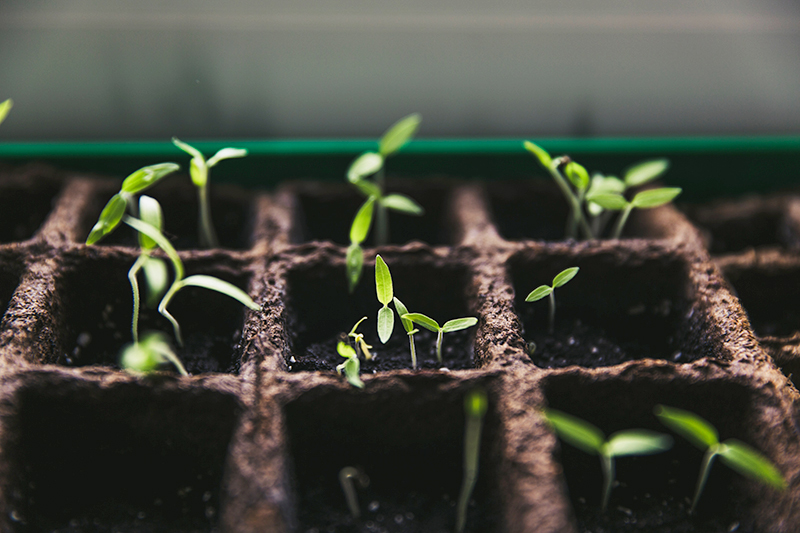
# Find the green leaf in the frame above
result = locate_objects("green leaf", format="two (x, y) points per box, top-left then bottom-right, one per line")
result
(120, 341), (162, 373)
(337, 341), (357, 359)
(442, 317), (478, 333)
(624, 159), (670, 188)
(188, 156), (208, 187)
(172, 137), (204, 160)
(586, 193), (628, 211)
(123, 215), (184, 280)
(718, 440), (786, 490)
(207, 147), (247, 167)
(347, 152), (383, 183)
(350, 197), (375, 244)
(137, 195), (163, 251)
(341, 356), (364, 388)
(565, 162), (590, 190)
(523, 141), (552, 168)
(377, 306), (395, 344)
(553, 267), (579, 288)
(379, 113), (421, 156)
(0, 98), (12, 125)
(346, 242), (364, 293)
(381, 194), (424, 215)
(349, 316), (368, 338)
(542, 408), (604, 455)
(353, 179), (382, 198)
(393, 297), (414, 333)
(177, 275), (260, 311)
(141, 257), (169, 307)
(465, 388), (488, 418)
(588, 175), (625, 196)
(525, 285), (552, 302)
(121, 163), (181, 194)
(86, 193), (127, 244)
(654, 405), (719, 450)
(631, 188), (682, 209)
(402, 312), (440, 332)
(605, 430), (673, 457)
(375, 255), (393, 305)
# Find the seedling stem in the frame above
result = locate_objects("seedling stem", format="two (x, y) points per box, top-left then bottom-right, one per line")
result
(339, 466), (369, 519)
(526, 267), (579, 334)
(456, 388), (488, 533)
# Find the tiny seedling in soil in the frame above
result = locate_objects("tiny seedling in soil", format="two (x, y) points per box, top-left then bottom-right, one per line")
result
(336, 341), (364, 389)
(456, 388), (488, 533)
(339, 466), (370, 519)
(525, 266), (579, 334)
(0, 98), (12, 125)
(119, 331), (188, 376)
(542, 408), (673, 510)
(346, 114), (424, 290)
(401, 313), (478, 365)
(587, 186), (682, 239)
(347, 316), (373, 361)
(393, 296), (420, 369)
(375, 255), (395, 344)
(654, 404), (786, 514)
(172, 138), (248, 248)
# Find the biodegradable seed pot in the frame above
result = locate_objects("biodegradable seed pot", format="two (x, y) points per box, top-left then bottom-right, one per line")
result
(0, 152), (798, 533)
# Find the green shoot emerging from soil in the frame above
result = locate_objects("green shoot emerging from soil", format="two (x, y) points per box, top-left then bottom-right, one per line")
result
(587, 186), (682, 239)
(401, 313), (478, 365)
(120, 331), (188, 376)
(172, 138), (247, 248)
(0, 99), (12, 126)
(348, 316), (373, 361)
(393, 297), (420, 369)
(526, 267), (579, 334)
(375, 255), (395, 344)
(654, 405), (786, 514)
(337, 341), (364, 389)
(456, 388), (488, 533)
(542, 408), (673, 510)
(346, 114), (424, 290)
(339, 466), (369, 519)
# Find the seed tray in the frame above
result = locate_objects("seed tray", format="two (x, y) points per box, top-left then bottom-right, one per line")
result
(0, 163), (797, 532)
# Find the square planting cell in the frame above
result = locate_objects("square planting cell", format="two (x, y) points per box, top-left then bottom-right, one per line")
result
(543, 372), (789, 532)
(0, 179), (61, 243)
(283, 255), (477, 372)
(55, 253), (252, 374)
(284, 379), (501, 532)
(509, 249), (706, 368)
(288, 181), (452, 246)
(1, 376), (240, 532)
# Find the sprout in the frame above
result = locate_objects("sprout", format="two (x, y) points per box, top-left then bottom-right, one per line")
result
(393, 297), (419, 369)
(401, 313), (478, 365)
(347, 316), (373, 361)
(542, 408), (673, 510)
(374, 255), (395, 344)
(336, 341), (364, 389)
(0, 98), (12, 126)
(119, 331), (188, 376)
(456, 388), (488, 533)
(655, 405), (786, 514)
(172, 138), (248, 248)
(587, 187), (682, 239)
(525, 267), (579, 334)
(346, 197), (375, 293)
(339, 466), (369, 519)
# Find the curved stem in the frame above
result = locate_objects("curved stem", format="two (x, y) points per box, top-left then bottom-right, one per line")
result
(198, 184), (219, 248)
(456, 403), (485, 533)
(691, 447), (718, 514)
(158, 283), (184, 347)
(547, 164), (593, 240)
(613, 205), (634, 239)
(600, 453), (615, 511)
(128, 255), (147, 343)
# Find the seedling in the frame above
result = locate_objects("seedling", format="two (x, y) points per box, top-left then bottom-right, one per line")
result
(456, 388), (488, 533)
(172, 138), (248, 248)
(339, 466), (369, 519)
(393, 297), (419, 369)
(587, 186), (682, 239)
(119, 331), (188, 376)
(401, 313), (478, 364)
(346, 114), (424, 290)
(654, 405), (786, 514)
(374, 255), (395, 344)
(525, 267), (579, 334)
(0, 98), (12, 126)
(336, 341), (364, 389)
(542, 408), (673, 510)
(347, 316), (373, 361)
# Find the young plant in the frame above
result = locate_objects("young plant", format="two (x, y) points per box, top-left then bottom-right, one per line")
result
(347, 316), (373, 361)
(0, 98), (12, 126)
(525, 267), (579, 334)
(172, 138), (248, 248)
(401, 313), (478, 365)
(339, 466), (369, 519)
(392, 297), (419, 369)
(654, 405), (786, 514)
(456, 388), (488, 533)
(542, 408), (673, 510)
(345, 114), (424, 290)
(375, 255), (395, 344)
(119, 331), (188, 376)
(587, 186), (682, 239)
(336, 341), (364, 389)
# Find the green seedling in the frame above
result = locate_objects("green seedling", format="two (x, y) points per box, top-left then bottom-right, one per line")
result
(173, 138), (248, 248)
(654, 405), (786, 514)
(0, 98), (12, 126)
(346, 114), (424, 290)
(456, 388), (488, 533)
(393, 297), (420, 369)
(119, 331), (188, 376)
(587, 186), (682, 239)
(339, 466), (369, 519)
(337, 341), (364, 389)
(374, 255), (395, 344)
(542, 408), (673, 510)
(525, 267), (579, 334)
(348, 316), (373, 361)
(401, 313), (478, 364)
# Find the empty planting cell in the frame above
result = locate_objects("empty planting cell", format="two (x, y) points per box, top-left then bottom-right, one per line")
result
(289, 182), (452, 245)
(2, 377), (240, 532)
(509, 250), (703, 368)
(284, 257), (477, 371)
(0, 181), (61, 243)
(284, 380), (501, 532)
(543, 373), (783, 532)
(56, 254), (252, 374)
